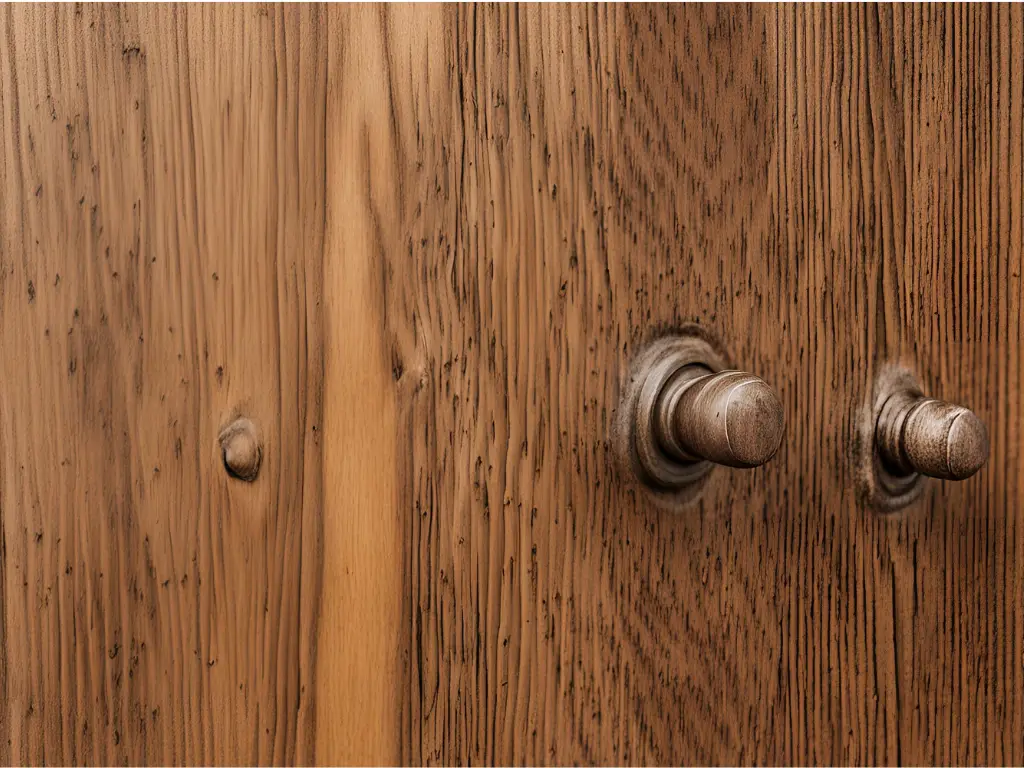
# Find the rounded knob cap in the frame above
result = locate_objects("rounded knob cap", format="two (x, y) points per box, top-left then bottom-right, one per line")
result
(876, 392), (988, 480)
(655, 368), (785, 468)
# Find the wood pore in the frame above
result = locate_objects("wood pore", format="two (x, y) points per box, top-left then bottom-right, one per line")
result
(1, 4), (1022, 765)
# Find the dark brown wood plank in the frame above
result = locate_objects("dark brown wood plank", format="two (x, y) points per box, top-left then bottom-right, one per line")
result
(381, 4), (790, 763)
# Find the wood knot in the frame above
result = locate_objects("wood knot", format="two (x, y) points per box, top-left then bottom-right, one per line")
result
(219, 417), (262, 482)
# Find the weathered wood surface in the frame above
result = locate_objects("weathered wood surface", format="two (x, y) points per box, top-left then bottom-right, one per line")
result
(0, 5), (327, 764)
(2, 4), (1022, 765)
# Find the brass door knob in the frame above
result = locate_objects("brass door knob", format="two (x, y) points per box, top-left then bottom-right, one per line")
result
(615, 330), (785, 507)
(875, 390), (989, 481)
(862, 365), (989, 511)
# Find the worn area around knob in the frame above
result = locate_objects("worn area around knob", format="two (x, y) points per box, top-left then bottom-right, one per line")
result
(613, 328), (729, 510)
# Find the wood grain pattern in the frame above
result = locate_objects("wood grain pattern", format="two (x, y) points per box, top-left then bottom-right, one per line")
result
(0, 5), (327, 764)
(2, 4), (1023, 766)
(314, 6), (433, 763)
(360, 4), (1024, 764)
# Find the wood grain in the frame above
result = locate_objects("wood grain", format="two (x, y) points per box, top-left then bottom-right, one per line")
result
(314, 5), (431, 763)
(0, 5), (327, 764)
(2, 4), (1023, 766)
(356, 4), (1024, 764)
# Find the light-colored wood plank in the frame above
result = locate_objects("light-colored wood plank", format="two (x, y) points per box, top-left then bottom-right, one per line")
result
(313, 4), (440, 763)
(0, 5), (326, 763)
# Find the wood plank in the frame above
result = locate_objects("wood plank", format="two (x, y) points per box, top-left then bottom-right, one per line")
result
(777, 5), (1024, 762)
(313, 5), (430, 764)
(0, 5), (327, 763)
(366, 3), (1024, 764)
(382, 4), (790, 763)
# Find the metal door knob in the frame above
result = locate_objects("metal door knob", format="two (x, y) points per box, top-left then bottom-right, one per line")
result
(862, 365), (989, 511)
(654, 368), (785, 468)
(875, 390), (988, 481)
(616, 331), (785, 505)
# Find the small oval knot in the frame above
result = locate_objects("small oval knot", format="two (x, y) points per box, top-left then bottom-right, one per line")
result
(219, 417), (262, 482)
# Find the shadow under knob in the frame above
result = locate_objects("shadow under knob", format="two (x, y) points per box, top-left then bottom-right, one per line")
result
(875, 390), (989, 481)
(655, 368), (786, 468)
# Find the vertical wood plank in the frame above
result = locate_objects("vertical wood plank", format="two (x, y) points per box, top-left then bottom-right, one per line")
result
(374, 3), (1023, 764)
(314, 5), (461, 763)
(391, 4), (787, 764)
(315, 6), (401, 764)
(777, 5), (1024, 763)
(0, 5), (327, 763)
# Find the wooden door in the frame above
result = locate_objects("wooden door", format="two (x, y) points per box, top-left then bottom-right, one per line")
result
(2, 4), (1022, 765)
